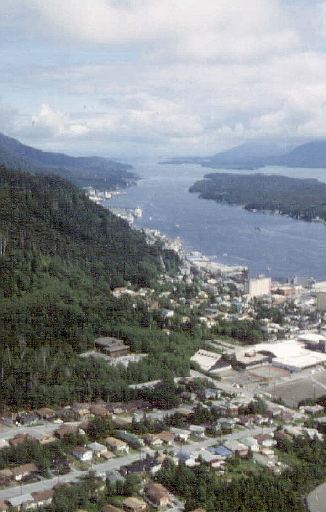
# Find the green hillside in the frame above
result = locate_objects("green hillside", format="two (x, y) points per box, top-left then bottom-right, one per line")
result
(0, 165), (178, 347)
(0, 132), (136, 189)
(0, 166), (194, 409)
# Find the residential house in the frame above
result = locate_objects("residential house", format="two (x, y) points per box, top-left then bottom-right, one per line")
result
(303, 428), (323, 441)
(31, 490), (54, 508)
(0, 469), (13, 485)
(90, 404), (110, 417)
(0, 440), (9, 449)
(12, 463), (38, 482)
(160, 309), (174, 319)
(157, 432), (175, 446)
(116, 430), (144, 449)
(95, 337), (130, 358)
(254, 433), (277, 448)
(207, 446), (232, 459)
(73, 446), (93, 462)
(9, 433), (32, 447)
(189, 425), (206, 438)
(102, 450), (115, 460)
(87, 442), (108, 458)
(120, 457), (162, 477)
(145, 481), (171, 508)
(177, 449), (197, 467)
(36, 407), (56, 421)
(170, 427), (191, 442)
(197, 450), (221, 465)
(143, 434), (163, 447)
(204, 388), (221, 400)
(37, 433), (57, 445)
(217, 418), (235, 432)
(17, 412), (39, 426)
(0, 501), (7, 511)
(300, 404), (324, 415)
(55, 424), (78, 439)
(72, 403), (90, 418)
(106, 470), (125, 486)
(223, 440), (249, 457)
(253, 452), (278, 471)
(6, 494), (34, 510)
(122, 497), (147, 512)
(240, 437), (259, 452)
(102, 505), (124, 512)
(105, 437), (129, 453)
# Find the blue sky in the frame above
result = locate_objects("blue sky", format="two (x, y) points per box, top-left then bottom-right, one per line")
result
(0, 0), (326, 159)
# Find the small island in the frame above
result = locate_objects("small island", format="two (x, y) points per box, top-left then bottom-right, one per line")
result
(189, 172), (326, 223)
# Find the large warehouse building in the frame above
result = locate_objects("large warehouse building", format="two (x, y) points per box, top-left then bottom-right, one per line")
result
(248, 277), (272, 299)
(254, 340), (326, 372)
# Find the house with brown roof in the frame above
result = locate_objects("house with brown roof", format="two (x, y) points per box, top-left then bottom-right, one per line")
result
(73, 446), (93, 462)
(143, 434), (163, 447)
(0, 469), (13, 485)
(157, 432), (175, 446)
(32, 489), (54, 507)
(122, 497), (147, 512)
(55, 424), (78, 439)
(102, 505), (124, 512)
(0, 500), (8, 511)
(254, 433), (277, 448)
(145, 482), (171, 508)
(36, 407), (56, 420)
(105, 437), (129, 453)
(72, 403), (91, 418)
(95, 337), (130, 358)
(12, 463), (38, 481)
(9, 433), (32, 447)
(90, 404), (109, 417)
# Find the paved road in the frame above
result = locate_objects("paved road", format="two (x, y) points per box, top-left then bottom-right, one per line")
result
(0, 421), (81, 441)
(0, 426), (274, 500)
(0, 451), (144, 501)
(307, 482), (326, 512)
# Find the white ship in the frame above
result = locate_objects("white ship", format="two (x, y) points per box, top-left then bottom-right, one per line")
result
(134, 207), (143, 218)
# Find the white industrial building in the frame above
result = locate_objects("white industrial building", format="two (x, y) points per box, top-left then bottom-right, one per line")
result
(253, 340), (326, 372)
(317, 291), (326, 312)
(248, 277), (272, 299)
(190, 350), (231, 373)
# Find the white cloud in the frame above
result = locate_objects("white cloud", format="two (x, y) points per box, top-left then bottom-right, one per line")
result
(7, 0), (300, 62)
(1, 1), (326, 156)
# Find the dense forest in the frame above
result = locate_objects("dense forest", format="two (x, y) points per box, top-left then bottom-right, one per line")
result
(0, 132), (136, 189)
(0, 166), (196, 409)
(190, 172), (326, 222)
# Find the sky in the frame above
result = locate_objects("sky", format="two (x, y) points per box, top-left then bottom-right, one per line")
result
(1, 0), (326, 159)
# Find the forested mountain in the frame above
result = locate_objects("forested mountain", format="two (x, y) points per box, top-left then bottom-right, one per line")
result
(277, 140), (326, 168)
(163, 139), (326, 170)
(0, 132), (136, 189)
(190, 172), (326, 222)
(0, 165), (178, 348)
(161, 141), (290, 169)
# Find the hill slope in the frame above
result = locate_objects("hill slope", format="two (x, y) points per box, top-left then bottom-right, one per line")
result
(163, 139), (326, 170)
(277, 140), (326, 168)
(0, 132), (136, 189)
(190, 172), (326, 222)
(0, 165), (178, 346)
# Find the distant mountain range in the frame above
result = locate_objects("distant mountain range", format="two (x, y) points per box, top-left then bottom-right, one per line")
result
(162, 140), (326, 170)
(0, 132), (136, 189)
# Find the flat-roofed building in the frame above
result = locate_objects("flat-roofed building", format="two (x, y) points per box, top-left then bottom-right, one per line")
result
(317, 291), (326, 312)
(95, 337), (130, 358)
(248, 277), (271, 299)
(235, 350), (269, 369)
